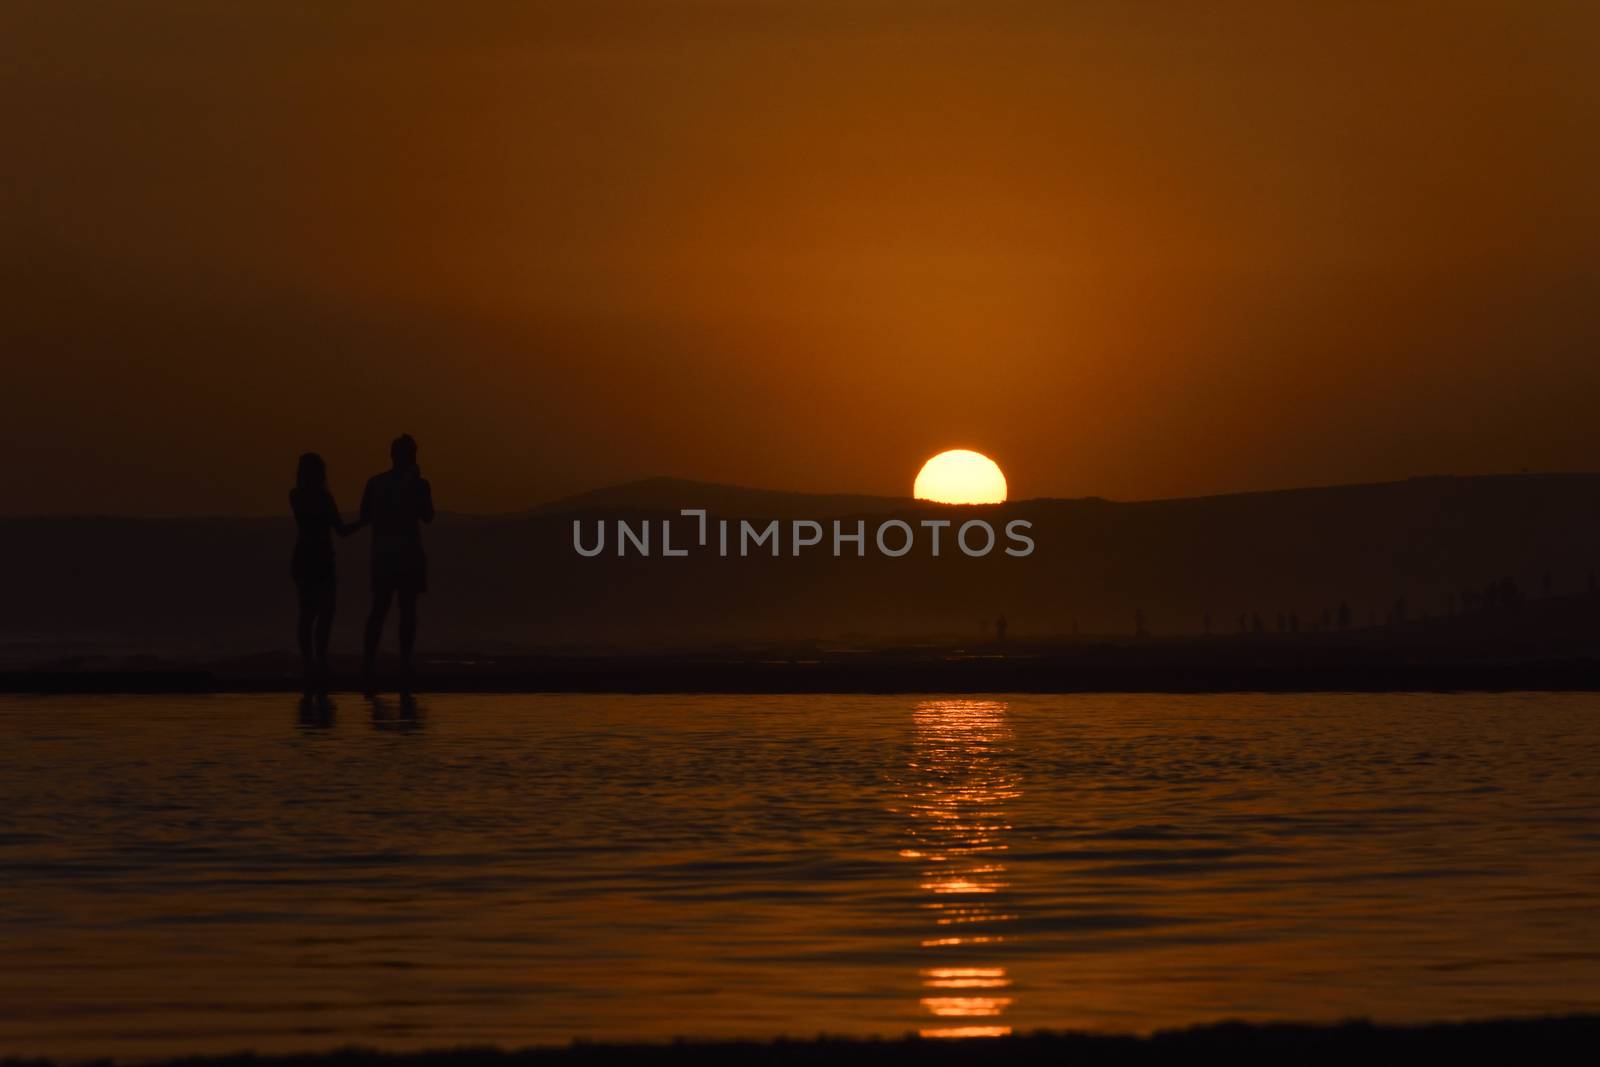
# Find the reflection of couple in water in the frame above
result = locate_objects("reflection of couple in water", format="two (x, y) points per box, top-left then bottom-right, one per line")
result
(290, 433), (435, 696)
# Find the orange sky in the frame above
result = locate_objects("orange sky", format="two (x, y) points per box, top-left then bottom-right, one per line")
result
(3, 1), (1598, 515)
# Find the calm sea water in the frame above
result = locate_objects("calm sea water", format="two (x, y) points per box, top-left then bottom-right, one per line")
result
(2, 692), (1599, 1059)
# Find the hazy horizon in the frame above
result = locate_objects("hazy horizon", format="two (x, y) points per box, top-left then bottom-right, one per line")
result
(4, 467), (1599, 521)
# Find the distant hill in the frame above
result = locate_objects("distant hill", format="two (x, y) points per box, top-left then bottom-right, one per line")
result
(3, 473), (1599, 662)
(529, 476), (913, 518)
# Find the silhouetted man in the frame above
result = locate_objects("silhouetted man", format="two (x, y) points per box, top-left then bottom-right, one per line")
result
(361, 434), (434, 695)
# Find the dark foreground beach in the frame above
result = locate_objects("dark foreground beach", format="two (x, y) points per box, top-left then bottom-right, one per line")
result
(8, 1018), (1599, 1067)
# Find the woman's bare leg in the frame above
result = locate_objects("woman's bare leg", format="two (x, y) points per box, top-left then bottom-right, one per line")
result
(314, 587), (336, 688)
(296, 586), (317, 692)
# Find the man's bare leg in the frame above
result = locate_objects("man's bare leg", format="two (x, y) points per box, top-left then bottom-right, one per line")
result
(397, 589), (418, 694)
(363, 587), (390, 697)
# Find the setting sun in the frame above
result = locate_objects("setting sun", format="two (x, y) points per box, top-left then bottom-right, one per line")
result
(913, 450), (1008, 505)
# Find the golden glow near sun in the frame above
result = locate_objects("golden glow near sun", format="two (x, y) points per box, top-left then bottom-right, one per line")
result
(913, 450), (1008, 504)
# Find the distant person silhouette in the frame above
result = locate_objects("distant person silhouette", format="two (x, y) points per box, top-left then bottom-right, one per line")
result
(995, 614), (1008, 644)
(360, 434), (435, 695)
(290, 452), (361, 693)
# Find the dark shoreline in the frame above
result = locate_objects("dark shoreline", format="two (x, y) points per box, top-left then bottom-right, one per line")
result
(12, 639), (1600, 697)
(4, 653), (1600, 695)
(9, 1017), (1600, 1066)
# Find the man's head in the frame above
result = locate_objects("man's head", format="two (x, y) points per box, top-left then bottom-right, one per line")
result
(390, 433), (418, 469)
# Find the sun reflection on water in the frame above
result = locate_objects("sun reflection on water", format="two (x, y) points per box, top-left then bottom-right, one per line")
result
(901, 699), (1019, 1038)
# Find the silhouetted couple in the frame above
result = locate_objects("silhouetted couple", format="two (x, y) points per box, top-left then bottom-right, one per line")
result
(291, 434), (435, 695)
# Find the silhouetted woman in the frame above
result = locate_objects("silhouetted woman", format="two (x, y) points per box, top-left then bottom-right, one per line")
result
(290, 453), (362, 692)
